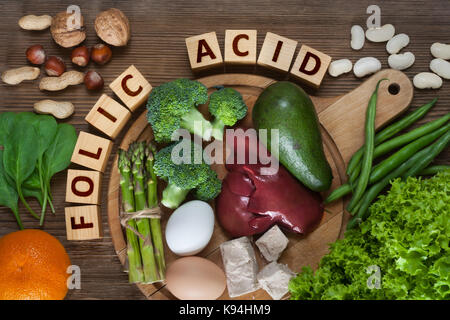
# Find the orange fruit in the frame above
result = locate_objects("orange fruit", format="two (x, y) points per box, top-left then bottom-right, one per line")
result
(0, 229), (71, 300)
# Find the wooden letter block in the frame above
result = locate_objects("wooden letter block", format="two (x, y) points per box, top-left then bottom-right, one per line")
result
(71, 131), (113, 173)
(185, 32), (223, 71)
(290, 45), (332, 89)
(224, 30), (257, 64)
(66, 169), (102, 205)
(257, 32), (298, 72)
(109, 65), (152, 112)
(85, 94), (131, 139)
(65, 205), (102, 240)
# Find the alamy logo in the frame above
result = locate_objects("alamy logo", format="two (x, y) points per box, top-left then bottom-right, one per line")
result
(170, 122), (280, 175)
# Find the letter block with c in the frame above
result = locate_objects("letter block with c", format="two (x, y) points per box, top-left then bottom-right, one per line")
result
(224, 30), (257, 64)
(109, 65), (152, 112)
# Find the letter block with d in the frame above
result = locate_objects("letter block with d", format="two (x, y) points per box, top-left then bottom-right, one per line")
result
(109, 65), (152, 112)
(290, 45), (331, 89)
(66, 169), (102, 204)
(185, 32), (223, 71)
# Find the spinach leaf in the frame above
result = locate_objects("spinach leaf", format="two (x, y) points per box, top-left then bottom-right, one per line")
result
(42, 123), (77, 180)
(0, 112), (16, 147)
(0, 149), (22, 229)
(3, 112), (40, 219)
(41, 123), (77, 222)
(22, 168), (44, 206)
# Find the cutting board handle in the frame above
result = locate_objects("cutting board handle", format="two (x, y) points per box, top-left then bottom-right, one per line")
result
(317, 69), (413, 164)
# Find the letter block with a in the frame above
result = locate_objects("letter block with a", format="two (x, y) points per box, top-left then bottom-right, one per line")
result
(185, 32), (223, 71)
(85, 94), (131, 139)
(290, 45), (332, 89)
(66, 169), (102, 205)
(70, 131), (113, 173)
(257, 32), (298, 72)
(224, 30), (257, 64)
(65, 205), (103, 240)
(109, 65), (152, 112)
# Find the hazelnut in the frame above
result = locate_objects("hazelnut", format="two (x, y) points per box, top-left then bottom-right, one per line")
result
(91, 44), (112, 65)
(71, 46), (90, 67)
(26, 45), (46, 65)
(44, 56), (66, 76)
(84, 71), (104, 90)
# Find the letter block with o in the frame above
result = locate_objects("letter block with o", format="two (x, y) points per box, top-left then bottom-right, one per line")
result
(66, 169), (102, 205)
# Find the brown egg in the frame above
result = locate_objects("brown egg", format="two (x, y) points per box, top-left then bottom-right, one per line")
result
(166, 256), (226, 300)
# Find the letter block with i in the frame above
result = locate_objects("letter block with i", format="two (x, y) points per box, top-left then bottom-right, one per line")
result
(109, 65), (152, 112)
(290, 45), (332, 89)
(257, 32), (298, 72)
(71, 132), (113, 173)
(185, 32), (223, 71)
(224, 30), (257, 64)
(65, 205), (103, 240)
(85, 94), (131, 139)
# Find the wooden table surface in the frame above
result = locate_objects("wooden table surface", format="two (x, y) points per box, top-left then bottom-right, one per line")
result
(0, 0), (449, 300)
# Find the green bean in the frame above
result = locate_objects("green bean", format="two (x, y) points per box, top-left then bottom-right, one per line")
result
(347, 132), (450, 230)
(419, 165), (450, 175)
(347, 79), (385, 212)
(347, 147), (428, 229)
(349, 112), (450, 186)
(324, 184), (352, 204)
(402, 130), (450, 178)
(346, 98), (437, 177)
(369, 122), (450, 184)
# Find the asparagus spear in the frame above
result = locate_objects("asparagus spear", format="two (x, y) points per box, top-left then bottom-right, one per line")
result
(145, 143), (166, 280)
(118, 149), (144, 283)
(130, 142), (159, 283)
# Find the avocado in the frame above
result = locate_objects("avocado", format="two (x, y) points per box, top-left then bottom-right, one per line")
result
(252, 81), (332, 192)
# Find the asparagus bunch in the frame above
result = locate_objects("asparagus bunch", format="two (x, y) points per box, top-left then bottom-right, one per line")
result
(118, 142), (165, 283)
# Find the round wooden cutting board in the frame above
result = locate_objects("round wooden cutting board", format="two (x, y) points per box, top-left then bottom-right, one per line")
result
(107, 71), (413, 300)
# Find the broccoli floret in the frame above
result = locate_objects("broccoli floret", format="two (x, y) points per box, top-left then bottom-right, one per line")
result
(147, 79), (212, 143)
(208, 87), (248, 141)
(194, 169), (222, 201)
(153, 140), (222, 209)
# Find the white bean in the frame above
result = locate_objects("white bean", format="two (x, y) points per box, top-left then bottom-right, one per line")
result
(430, 58), (450, 79)
(365, 24), (395, 42)
(351, 25), (365, 50)
(388, 52), (415, 70)
(413, 72), (442, 89)
(386, 33), (410, 54)
(430, 43), (450, 60)
(353, 57), (381, 78)
(328, 59), (353, 77)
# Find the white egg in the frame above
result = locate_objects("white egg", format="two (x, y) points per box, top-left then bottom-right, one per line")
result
(165, 200), (215, 256)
